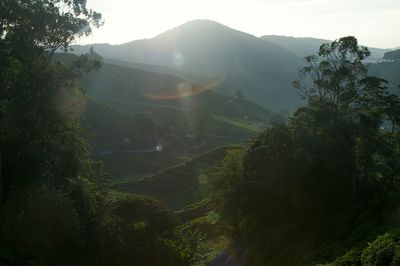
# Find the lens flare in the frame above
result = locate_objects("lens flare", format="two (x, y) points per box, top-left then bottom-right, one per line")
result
(173, 51), (185, 67)
(140, 76), (225, 100)
(177, 81), (192, 97)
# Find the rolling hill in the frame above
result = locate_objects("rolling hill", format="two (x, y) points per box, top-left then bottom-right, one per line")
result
(113, 146), (241, 209)
(71, 20), (396, 111)
(53, 53), (282, 184)
(262, 35), (391, 61)
(72, 20), (304, 111)
(369, 49), (400, 92)
(78, 58), (284, 134)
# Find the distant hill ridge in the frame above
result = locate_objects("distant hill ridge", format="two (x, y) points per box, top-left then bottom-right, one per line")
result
(71, 20), (302, 110)
(71, 20), (397, 111)
(383, 49), (400, 61)
(261, 34), (392, 60)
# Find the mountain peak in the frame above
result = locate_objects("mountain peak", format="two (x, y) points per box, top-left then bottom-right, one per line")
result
(153, 19), (253, 41)
(179, 19), (226, 27)
(174, 19), (236, 32)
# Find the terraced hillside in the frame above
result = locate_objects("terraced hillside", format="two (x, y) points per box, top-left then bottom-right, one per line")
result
(113, 146), (242, 209)
(53, 54), (281, 187)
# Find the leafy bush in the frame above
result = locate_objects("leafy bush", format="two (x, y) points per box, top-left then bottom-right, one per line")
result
(361, 229), (400, 266)
(323, 249), (362, 266)
(95, 196), (201, 266)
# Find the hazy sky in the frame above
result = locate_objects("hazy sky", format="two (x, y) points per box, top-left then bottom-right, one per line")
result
(80, 0), (400, 48)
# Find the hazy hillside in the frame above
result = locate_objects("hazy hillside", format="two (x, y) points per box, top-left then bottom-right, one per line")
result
(369, 49), (400, 92)
(383, 49), (400, 60)
(72, 21), (395, 112)
(72, 20), (304, 111)
(77, 59), (283, 123)
(262, 35), (392, 61)
(261, 35), (329, 58)
(50, 54), (284, 184)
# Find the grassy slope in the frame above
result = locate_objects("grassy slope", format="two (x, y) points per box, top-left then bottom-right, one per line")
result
(113, 146), (242, 210)
(77, 59), (283, 140)
(54, 53), (284, 131)
(80, 61), (283, 119)
(74, 59), (279, 184)
(110, 146), (244, 265)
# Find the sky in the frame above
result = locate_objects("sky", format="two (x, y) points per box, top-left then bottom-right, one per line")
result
(79, 0), (400, 49)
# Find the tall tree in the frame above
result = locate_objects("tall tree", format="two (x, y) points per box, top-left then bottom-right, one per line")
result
(0, 1), (103, 264)
(214, 37), (400, 265)
(293, 36), (400, 200)
(0, 0), (102, 201)
(293, 36), (370, 109)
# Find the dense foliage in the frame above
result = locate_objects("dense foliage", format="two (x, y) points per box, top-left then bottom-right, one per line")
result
(0, 2), (103, 264)
(214, 37), (400, 265)
(96, 196), (202, 266)
(2, 2), (399, 265)
(0, 1), (199, 265)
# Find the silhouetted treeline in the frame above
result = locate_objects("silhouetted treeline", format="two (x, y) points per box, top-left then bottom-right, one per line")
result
(214, 37), (400, 265)
(0, 1), (200, 265)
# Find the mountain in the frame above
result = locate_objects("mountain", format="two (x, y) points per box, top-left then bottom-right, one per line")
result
(261, 35), (329, 58)
(72, 20), (304, 111)
(383, 49), (400, 60)
(262, 35), (392, 61)
(71, 20), (396, 111)
(369, 49), (400, 92)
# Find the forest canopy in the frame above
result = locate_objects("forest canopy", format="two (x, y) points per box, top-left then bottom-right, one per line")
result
(214, 37), (400, 265)
(0, 1), (200, 265)
(1, 1), (400, 266)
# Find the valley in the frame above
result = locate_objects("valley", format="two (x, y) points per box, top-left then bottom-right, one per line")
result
(67, 23), (400, 265)
(2, 2), (400, 264)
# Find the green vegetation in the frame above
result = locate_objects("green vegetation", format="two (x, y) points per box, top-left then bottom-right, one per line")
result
(1, 1), (399, 265)
(67, 53), (284, 155)
(95, 195), (202, 266)
(115, 146), (242, 209)
(0, 1), (200, 265)
(214, 37), (400, 265)
(322, 228), (400, 265)
(72, 57), (279, 189)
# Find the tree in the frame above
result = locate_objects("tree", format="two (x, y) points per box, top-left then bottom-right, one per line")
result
(293, 36), (370, 109)
(0, 0), (102, 202)
(213, 148), (246, 239)
(0, 3), (202, 265)
(235, 90), (244, 100)
(0, 1), (103, 264)
(96, 196), (200, 266)
(213, 37), (400, 265)
(293, 36), (400, 200)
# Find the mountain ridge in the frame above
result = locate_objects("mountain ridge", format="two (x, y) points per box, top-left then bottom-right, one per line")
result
(70, 20), (397, 111)
(71, 20), (303, 111)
